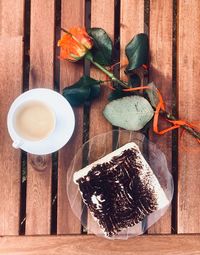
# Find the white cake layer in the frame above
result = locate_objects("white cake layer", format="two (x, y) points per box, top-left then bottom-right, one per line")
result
(73, 142), (169, 210)
(73, 143), (139, 182)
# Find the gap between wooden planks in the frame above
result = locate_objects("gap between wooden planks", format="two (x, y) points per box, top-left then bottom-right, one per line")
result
(0, 235), (200, 255)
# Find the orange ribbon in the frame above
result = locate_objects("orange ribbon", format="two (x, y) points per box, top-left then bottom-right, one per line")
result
(108, 85), (200, 144)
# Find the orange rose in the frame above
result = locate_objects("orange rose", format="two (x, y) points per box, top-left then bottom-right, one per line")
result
(58, 27), (93, 61)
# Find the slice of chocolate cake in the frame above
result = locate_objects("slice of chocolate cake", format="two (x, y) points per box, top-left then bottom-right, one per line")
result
(73, 142), (169, 237)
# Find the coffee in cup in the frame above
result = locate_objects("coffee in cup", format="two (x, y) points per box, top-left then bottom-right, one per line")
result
(14, 100), (56, 142)
(7, 88), (75, 155)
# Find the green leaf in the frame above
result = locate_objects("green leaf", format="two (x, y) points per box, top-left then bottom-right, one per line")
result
(108, 74), (141, 101)
(146, 82), (159, 108)
(63, 86), (90, 107)
(90, 82), (101, 100)
(103, 95), (154, 131)
(88, 28), (113, 66)
(63, 76), (101, 107)
(108, 89), (124, 101)
(125, 33), (148, 73)
(108, 87), (135, 101)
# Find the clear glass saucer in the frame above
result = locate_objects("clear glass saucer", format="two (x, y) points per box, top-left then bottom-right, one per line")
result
(66, 130), (174, 239)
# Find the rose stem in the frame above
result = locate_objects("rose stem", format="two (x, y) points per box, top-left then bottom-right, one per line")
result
(160, 111), (200, 140)
(86, 53), (129, 89)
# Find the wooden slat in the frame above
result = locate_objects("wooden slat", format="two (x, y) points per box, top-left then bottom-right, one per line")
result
(89, 0), (114, 138)
(177, 0), (200, 233)
(0, 235), (200, 255)
(119, 0), (144, 235)
(120, 0), (144, 77)
(0, 0), (24, 36)
(0, 0), (24, 235)
(57, 0), (85, 234)
(148, 0), (173, 233)
(26, 0), (55, 235)
(87, 0), (115, 234)
(120, 0), (144, 135)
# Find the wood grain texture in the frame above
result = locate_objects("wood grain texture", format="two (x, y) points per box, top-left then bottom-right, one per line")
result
(177, 0), (200, 233)
(120, 0), (144, 79)
(119, 0), (144, 235)
(26, 0), (55, 235)
(119, 0), (145, 159)
(148, 0), (173, 234)
(0, 0), (24, 235)
(0, 235), (200, 255)
(119, 1), (144, 153)
(87, 0), (114, 234)
(0, 0), (24, 36)
(57, 0), (84, 234)
(89, 0), (114, 140)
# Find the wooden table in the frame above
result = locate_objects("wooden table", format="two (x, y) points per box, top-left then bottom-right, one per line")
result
(0, 0), (200, 254)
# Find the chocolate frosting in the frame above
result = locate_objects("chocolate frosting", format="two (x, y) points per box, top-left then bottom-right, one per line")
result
(76, 148), (158, 237)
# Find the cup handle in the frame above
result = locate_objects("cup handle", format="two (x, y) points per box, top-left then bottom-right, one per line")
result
(12, 140), (23, 149)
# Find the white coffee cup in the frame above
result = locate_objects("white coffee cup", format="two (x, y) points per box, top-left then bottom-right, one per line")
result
(7, 88), (75, 155)
(12, 99), (56, 148)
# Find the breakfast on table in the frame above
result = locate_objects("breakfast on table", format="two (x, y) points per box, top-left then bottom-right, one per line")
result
(6, 26), (175, 240)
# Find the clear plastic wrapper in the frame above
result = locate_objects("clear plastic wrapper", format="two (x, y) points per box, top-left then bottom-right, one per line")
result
(66, 130), (174, 240)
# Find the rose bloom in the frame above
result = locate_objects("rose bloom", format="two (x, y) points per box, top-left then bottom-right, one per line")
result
(58, 27), (93, 61)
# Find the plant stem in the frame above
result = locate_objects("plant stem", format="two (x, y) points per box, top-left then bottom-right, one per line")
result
(101, 79), (112, 83)
(160, 111), (200, 140)
(86, 53), (129, 88)
(61, 27), (68, 33)
(86, 52), (200, 141)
